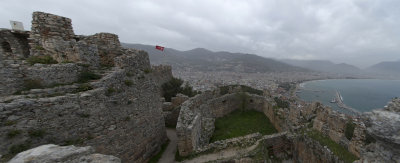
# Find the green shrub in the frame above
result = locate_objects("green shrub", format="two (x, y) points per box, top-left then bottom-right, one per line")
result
(162, 78), (199, 102)
(181, 83), (200, 97)
(28, 129), (46, 138)
(345, 122), (356, 140)
(162, 78), (184, 102)
(27, 55), (57, 65)
(7, 130), (21, 139)
(144, 68), (152, 74)
(105, 87), (116, 96)
(124, 80), (133, 86)
(23, 79), (43, 90)
(77, 71), (101, 83)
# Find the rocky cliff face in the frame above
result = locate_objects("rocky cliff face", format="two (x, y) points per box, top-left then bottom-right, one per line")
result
(360, 98), (400, 162)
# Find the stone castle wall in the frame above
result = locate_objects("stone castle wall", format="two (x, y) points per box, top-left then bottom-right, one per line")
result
(82, 33), (122, 66)
(0, 11), (169, 162)
(0, 64), (167, 162)
(176, 89), (272, 156)
(0, 29), (30, 60)
(293, 135), (343, 163)
(29, 12), (75, 59)
(0, 63), (84, 96)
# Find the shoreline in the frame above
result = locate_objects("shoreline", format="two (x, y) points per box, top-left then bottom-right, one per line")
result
(293, 79), (362, 116)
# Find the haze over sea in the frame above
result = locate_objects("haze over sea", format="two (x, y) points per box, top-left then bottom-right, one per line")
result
(297, 79), (400, 113)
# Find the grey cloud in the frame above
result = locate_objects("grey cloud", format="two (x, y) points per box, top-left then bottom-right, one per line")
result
(1, 0), (399, 67)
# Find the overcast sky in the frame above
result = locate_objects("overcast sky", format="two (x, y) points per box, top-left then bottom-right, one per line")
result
(1, 0), (399, 67)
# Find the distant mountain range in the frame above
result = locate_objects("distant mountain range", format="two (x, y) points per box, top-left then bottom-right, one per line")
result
(281, 59), (363, 75)
(122, 43), (309, 73)
(366, 60), (400, 77)
(122, 43), (399, 78)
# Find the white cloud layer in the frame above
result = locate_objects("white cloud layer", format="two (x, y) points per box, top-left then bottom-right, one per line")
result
(1, 0), (399, 67)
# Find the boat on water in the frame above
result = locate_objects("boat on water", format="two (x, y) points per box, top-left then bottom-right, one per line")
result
(330, 98), (336, 103)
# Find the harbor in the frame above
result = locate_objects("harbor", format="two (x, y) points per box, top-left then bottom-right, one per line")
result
(331, 90), (361, 115)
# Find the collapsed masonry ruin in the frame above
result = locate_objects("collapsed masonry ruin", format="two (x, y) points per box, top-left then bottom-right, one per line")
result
(175, 85), (400, 162)
(0, 12), (172, 162)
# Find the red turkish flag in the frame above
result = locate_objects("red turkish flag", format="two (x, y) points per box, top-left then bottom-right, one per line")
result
(155, 45), (164, 51)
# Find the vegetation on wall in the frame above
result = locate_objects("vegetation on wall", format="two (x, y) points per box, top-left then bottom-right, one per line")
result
(345, 122), (356, 140)
(306, 129), (358, 163)
(27, 55), (58, 65)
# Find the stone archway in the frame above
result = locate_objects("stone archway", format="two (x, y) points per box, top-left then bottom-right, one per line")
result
(1, 41), (12, 53)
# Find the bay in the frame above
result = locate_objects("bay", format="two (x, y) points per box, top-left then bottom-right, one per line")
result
(297, 79), (400, 113)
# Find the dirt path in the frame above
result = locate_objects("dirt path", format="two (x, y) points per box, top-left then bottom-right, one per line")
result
(158, 129), (178, 163)
(182, 138), (261, 163)
(182, 132), (287, 163)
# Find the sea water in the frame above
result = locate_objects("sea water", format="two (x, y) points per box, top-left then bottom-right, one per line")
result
(297, 79), (400, 113)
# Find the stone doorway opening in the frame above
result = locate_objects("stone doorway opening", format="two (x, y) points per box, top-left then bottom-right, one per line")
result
(1, 41), (12, 53)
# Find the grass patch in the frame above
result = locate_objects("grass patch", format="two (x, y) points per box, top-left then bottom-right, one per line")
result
(77, 71), (101, 83)
(306, 129), (358, 163)
(345, 122), (356, 140)
(7, 130), (22, 139)
(148, 139), (170, 163)
(210, 110), (277, 142)
(124, 80), (133, 86)
(27, 55), (57, 65)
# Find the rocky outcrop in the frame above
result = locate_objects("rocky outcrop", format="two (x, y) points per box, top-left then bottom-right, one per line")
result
(360, 98), (400, 162)
(8, 144), (120, 163)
